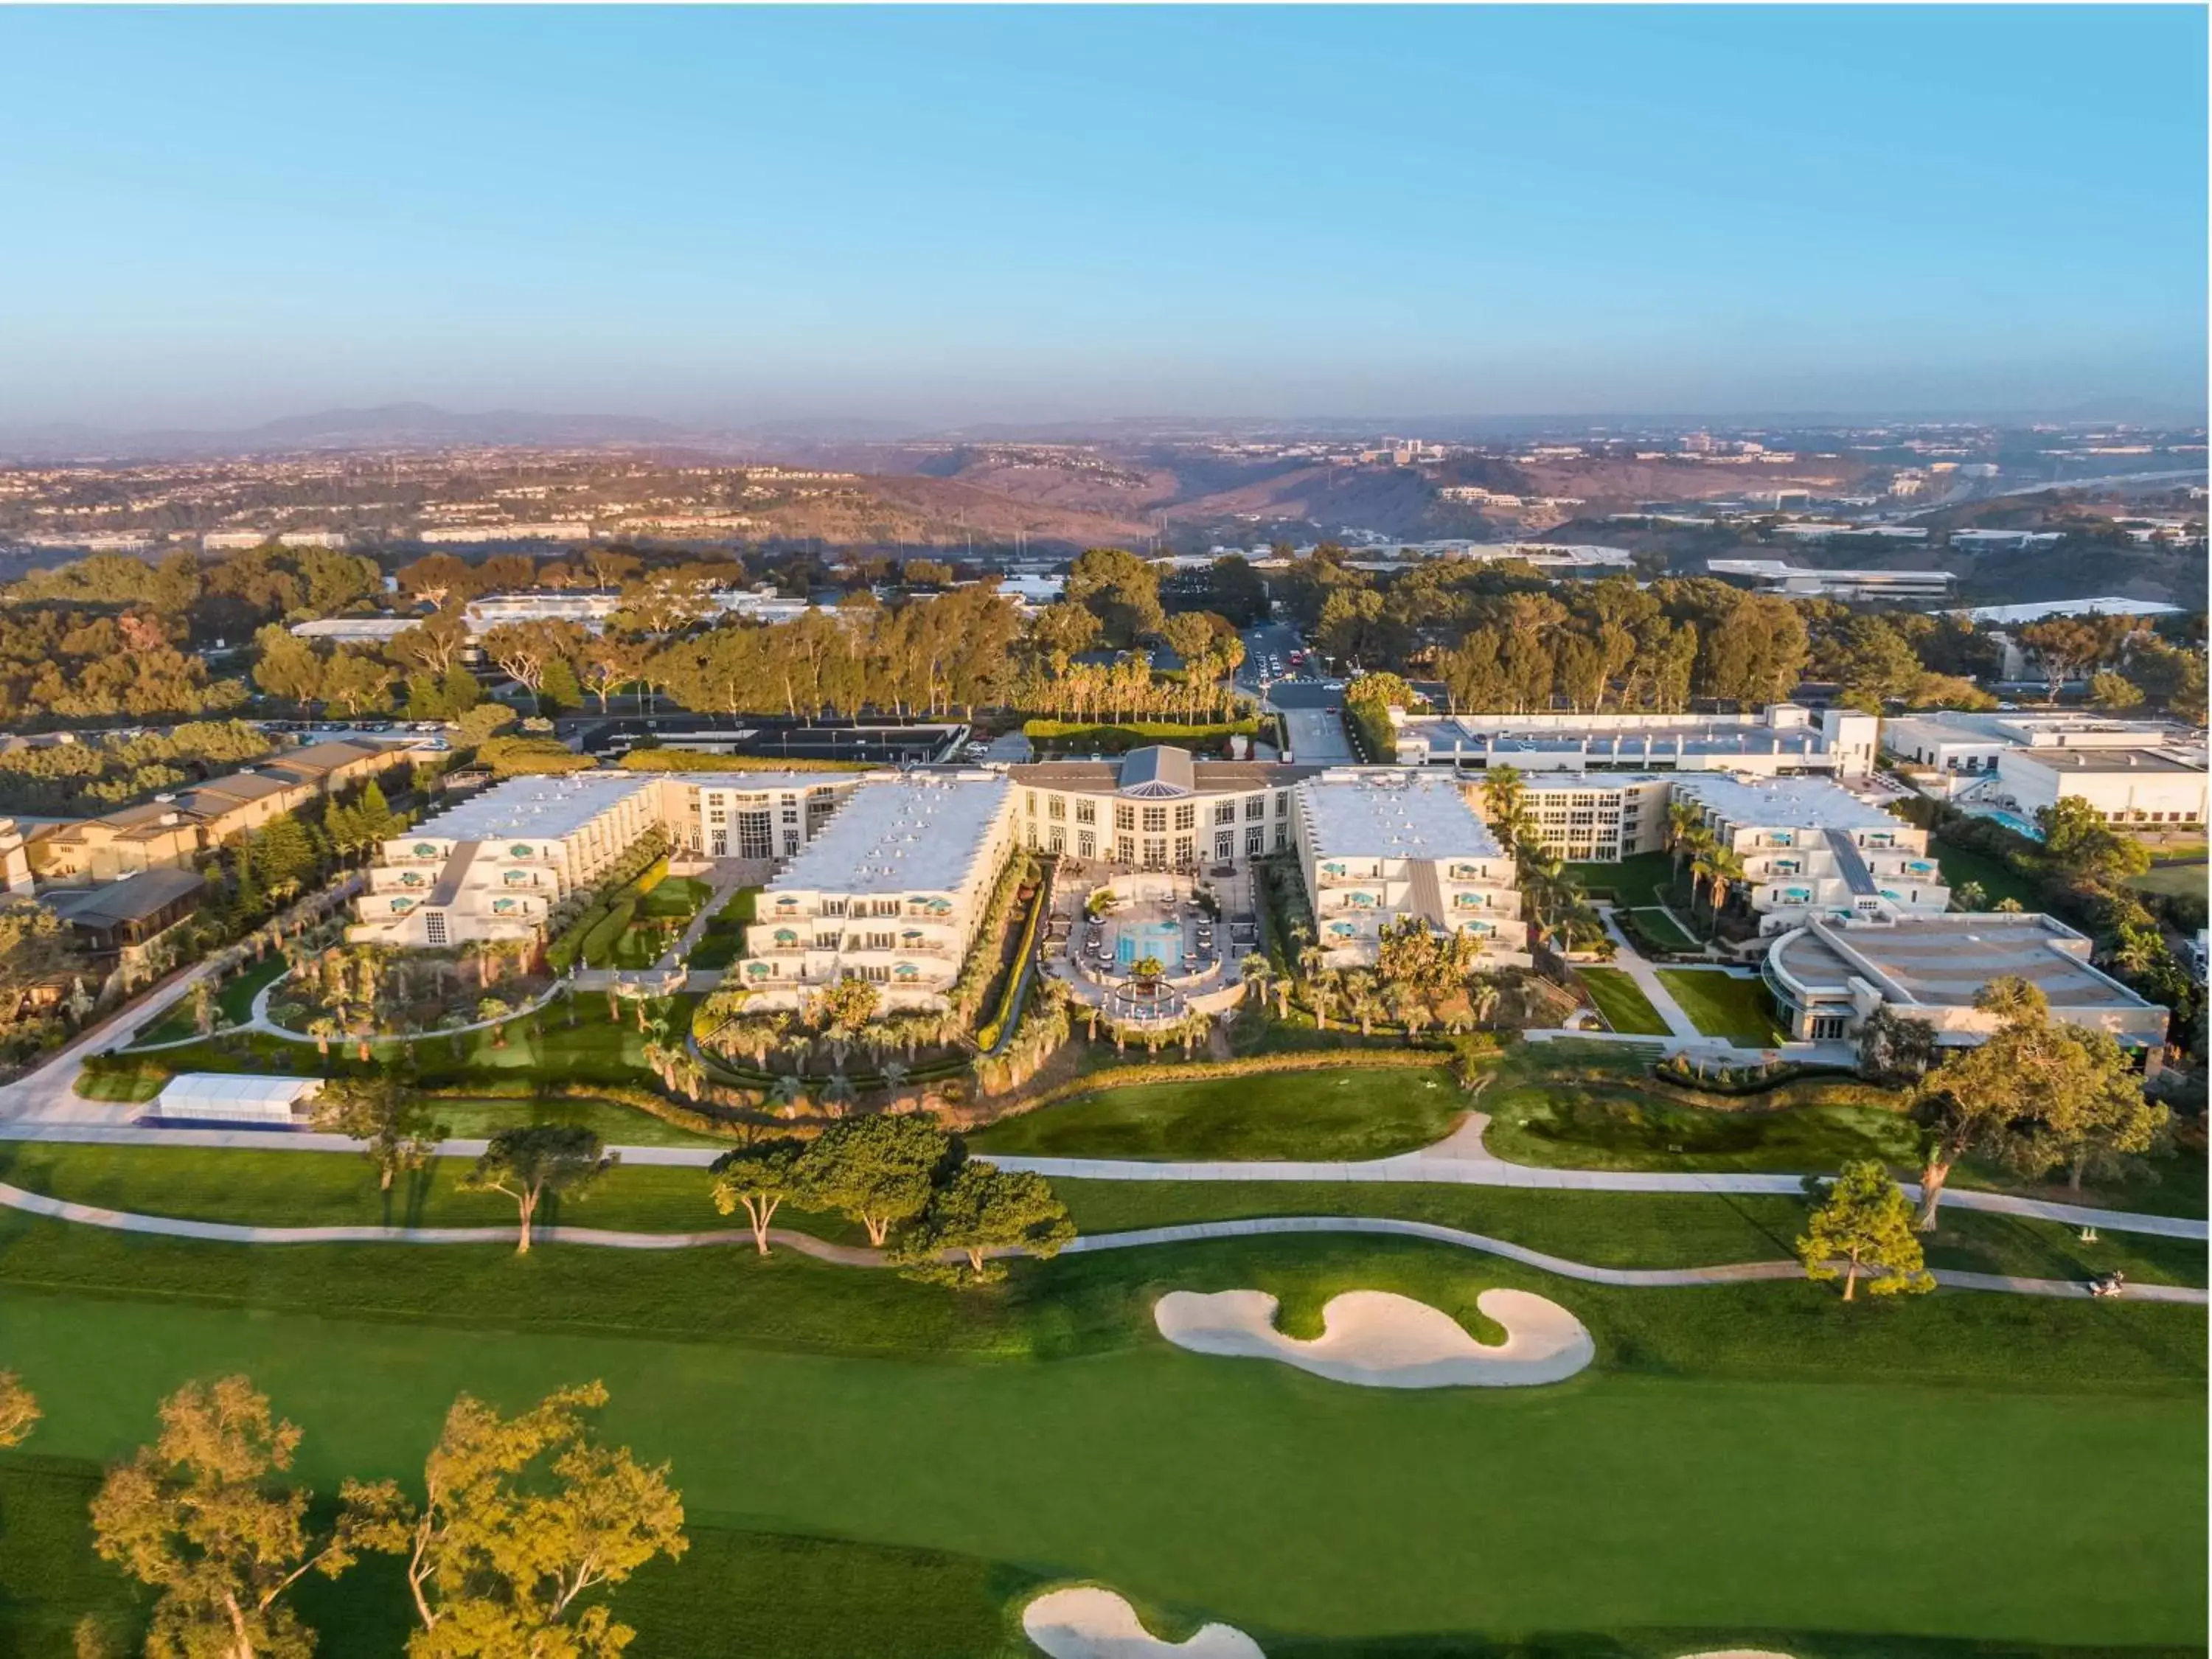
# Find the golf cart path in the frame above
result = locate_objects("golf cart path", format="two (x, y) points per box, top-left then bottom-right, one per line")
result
(0, 1180), (2200, 1303)
(1, 1112), (2202, 1241)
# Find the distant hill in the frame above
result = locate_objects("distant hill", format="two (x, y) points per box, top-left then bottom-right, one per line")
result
(0, 403), (707, 459)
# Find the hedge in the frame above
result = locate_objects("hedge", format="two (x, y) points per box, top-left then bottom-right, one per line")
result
(1022, 720), (1259, 755)
(619, 750), (869, 773)
(948, 850), (1037, 1023)
(579, 898), (638, 969)
(975, 860), (1054, 1052)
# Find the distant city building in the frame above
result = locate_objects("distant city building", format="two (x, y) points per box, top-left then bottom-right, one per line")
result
(201, 529), (351, 550)
(1707, 557), (1954, 601)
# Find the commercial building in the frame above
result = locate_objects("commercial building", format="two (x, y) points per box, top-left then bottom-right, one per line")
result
(1884, 712), (2208, 828)
(44, 867), (206, 967)
(1008, 747), (1317, 869)
(1291, 768), (1528, 968)
(1392, 704), (1879, 781)
(1707, 557), (1955, 602)
(1669, 774), (1950, 933)
(1763, 912), (2168, 1054)
(739, 773), (1018, 1009)
(291, 617), (422, 645)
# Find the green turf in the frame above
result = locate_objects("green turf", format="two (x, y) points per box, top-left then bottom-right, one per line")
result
(1652, 970), (1786, 1046)
(69, 1069), (164, 1103)
(641, 875), (713, 918)
(966, 1067), (1465, 1161)
(133, 956), (291, 1045)
(2126, 861), (2209, 900)
(1576, 967), (1671, 1036)
(1564, 852), (1674, 907)
(423, 1095), (733, 1148)
(685, 885), (759, 970)
(1932, 842), (2039, 911)
(1627, 905), (1701, 950)
(1483, 1082), (1927, 1174)
(0, 1225), (2201, 1654)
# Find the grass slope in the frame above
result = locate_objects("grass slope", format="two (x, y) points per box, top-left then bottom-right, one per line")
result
(967, 1067), (1464, 1161)
(1577, 967), (1671, 1036)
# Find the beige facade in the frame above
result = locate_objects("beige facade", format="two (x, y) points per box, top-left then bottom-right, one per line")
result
(1672, 775), (1949, 935)
(738, 773), (1018, 1010)
(1009, 749), (1312, 869)
(1292, 768), (1528, 969)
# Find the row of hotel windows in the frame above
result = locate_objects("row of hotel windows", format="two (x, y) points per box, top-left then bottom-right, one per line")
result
(1022, 821), (1290, 863)
(1023, 791), (1290, 832)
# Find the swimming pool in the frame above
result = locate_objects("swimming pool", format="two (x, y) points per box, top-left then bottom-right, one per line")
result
(1115, 920), (1185, 970)
(1976, 808), (2045, 843)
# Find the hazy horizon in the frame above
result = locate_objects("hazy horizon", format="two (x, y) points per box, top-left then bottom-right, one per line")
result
(1, 7), (2204, 432)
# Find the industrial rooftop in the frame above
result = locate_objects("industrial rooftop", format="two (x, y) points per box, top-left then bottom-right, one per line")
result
(1298, 769), (1504, 860)
(765, 773), (1011, 895)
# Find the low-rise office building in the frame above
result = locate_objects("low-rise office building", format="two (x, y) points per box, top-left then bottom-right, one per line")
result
(739, 773), (1018, 1009)
(1708, 557), (1955, 601)
(1669, 774), (1950, 933)
(1393, 704), (1879, 781)
(1763, 912), (2168, 1054)
(1291, 768), (1528, 968)
(1996, 748), (2208, 830)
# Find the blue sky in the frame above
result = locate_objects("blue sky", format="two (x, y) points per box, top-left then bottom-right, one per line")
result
(0, 6), (2203, 429)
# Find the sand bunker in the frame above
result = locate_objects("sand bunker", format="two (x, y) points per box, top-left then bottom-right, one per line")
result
(1153, 1287), (1593, 1388)
(1022, 1587), (1264, 1658)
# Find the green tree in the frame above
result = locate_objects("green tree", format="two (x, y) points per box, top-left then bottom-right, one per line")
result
(0, 1370), (37, 1447)
(90, 1375), (385, 1659)
(1797, 1161), (1934, 1300)
(2087, 670), (2146, 711)
(1907, 978), (2146, 1229)
(891, 1161), (1074, 1286)
(708, 1139), (816, 1255)
(348, 1381), (686, 1659)
(1064, 547), (1165, 647)
(804, 1114), (956, 1247)
(311, 1075), (447, 1193)
(460, 1125), (616, 1253)
(2037, 796), (2152, 887)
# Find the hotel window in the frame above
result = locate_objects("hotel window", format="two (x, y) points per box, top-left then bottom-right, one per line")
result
(865, 931), (894, 950)
(1275, 791), (1289, 817)
(1245, 796), (1265, 821)
(707, 809), (726, 825)
(822, 899), (847, 917)
(1174, 804), (1195, 831)
(1116, 835), (1135, 862)
(1049, 826), (1065, 853)
(1025, 791), (1037, 815)
(1246, 827), (1265, 857)
(1215, 832), (1233, 860)
(1214, 801), (1236, 825)
(737, 812), (774, 860)
(424, 911), (447, 946)
(872, 899), (899, 917)
(1115, 804), (1135, 830)
(815, 933), (843, 950)
(1275, 824), (1289, 851)
(1141, 807), (1167, 833)
(1175, 835), (1193, 864)
(1048, 796), (1065, 820)
(1078, 831), (1096, 859)
(1077, 800), (1096, 824)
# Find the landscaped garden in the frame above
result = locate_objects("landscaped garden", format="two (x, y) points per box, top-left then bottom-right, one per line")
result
(1576, 966), (1670, 1035)
(684, 884), (757, 970)
(1654, 967), (1787, 1045)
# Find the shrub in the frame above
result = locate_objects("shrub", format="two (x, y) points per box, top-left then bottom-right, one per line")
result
(579, 899), (638, 968)
(975, 863), (1053, 1052)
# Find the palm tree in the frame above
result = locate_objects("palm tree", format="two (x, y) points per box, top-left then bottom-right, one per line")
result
(1665, 801), (1707, 879)
(1307, 966), (1340, 1031)
(1952, 881), (1987, 912)
(1391, 983), (1430, 1045)
(1479, 765), (1531, 855)
(1695, 845), (1746, 924)
(1520, 848), (1574, 945)
(880, 1058), (911, 1101)
(1343, 969), (1382, 1037)
(1239, 953), (1273, 1015)
(306, 1016), (339, 1058)
(477, 996), (511, 1046)
(771, 1074), (807, 1118)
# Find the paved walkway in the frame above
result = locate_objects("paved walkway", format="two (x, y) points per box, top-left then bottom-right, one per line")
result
(0, 1179), (2196, 1304)
(1594, 906), (1701, 1038)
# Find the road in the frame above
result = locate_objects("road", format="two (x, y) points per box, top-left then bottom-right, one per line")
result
(1234, 620), (1357, 763)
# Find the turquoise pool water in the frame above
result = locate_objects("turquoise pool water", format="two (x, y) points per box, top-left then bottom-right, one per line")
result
(1978, 808), (2045, 843)
(1115, 920), (1185, 970)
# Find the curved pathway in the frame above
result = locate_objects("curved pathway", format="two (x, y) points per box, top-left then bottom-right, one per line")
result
(1, 1180), (2199, 1304)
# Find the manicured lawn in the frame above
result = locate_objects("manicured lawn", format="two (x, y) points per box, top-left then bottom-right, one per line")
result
(425, 1094), (733, 1149)
(70, 1069), (164, 1103)
(0, 1219), (2201, 1655)
(1484, 1082), (1926, 1174)
(1627, 905), (1700, 950)
(218, 954), (293, 1026)
(966, 1067), (1464, 1161)
(1565, 851), (1673, 908)
(1577, 967), (1671, 1036)
(641, 875), (714, 919)
(1654, 970), (1786, 1046)
(2128, 860), (2210, 900)
(1932, 841), (2040, 911)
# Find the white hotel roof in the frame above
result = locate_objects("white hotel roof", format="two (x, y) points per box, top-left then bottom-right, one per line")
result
(412, 772), (658, 844)
(767, 773), (1011, 895)
(1298, 770), (1503, 860)
(1672, 773), (1899, 833)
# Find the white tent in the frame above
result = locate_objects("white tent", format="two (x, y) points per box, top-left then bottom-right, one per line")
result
(145, 1072), (324, 1127)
